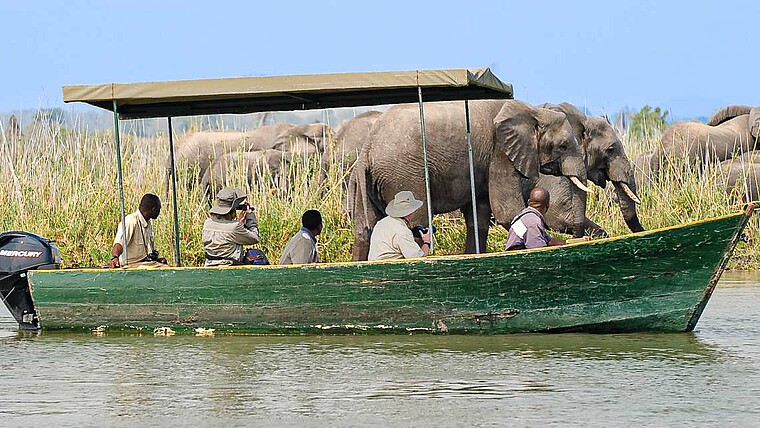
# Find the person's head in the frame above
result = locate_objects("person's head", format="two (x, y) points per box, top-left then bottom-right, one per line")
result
(385, 190), (423, 222)
(209, 187), (248, 220)
(302, 209), (323, 236)
(139, 194), (161, 220)
(528, 187), (550, 214)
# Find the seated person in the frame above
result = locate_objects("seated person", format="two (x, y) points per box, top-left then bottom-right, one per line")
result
(202, 187), (260, 266)
(506, 187), (567, 251)
(368, 191), (432, 261)
(109, 193), (167, 268)
(279, 209), (322, 265)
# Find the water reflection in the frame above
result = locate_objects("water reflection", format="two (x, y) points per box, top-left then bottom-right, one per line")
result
(0, 273), (759, 425)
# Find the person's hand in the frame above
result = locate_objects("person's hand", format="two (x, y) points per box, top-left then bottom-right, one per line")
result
(420, 229), (432, 243)
(238, 208), (248, 224)
(108, 257), (120, 268)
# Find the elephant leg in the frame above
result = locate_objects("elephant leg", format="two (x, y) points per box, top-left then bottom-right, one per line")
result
(463, 201), (491, 253)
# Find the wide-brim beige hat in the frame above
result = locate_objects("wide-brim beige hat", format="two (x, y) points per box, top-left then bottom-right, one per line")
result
(210, 187), (247, 215)
(385, 190), (423, 218)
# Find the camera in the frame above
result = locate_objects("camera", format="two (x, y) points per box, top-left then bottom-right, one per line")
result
(411, 224), (436, 239)
(236, 202), (251, 211)
(145, 250), (160, 262)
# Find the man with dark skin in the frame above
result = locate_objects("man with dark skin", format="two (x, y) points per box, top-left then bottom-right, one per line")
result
(505, 187), (567, 250)
(108, 194), (167, 268)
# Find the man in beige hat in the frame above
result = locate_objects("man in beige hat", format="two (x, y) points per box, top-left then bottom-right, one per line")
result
(108, 193), (166, 268)
(202, 187), (260, 266)
(368, 190), (432, 261)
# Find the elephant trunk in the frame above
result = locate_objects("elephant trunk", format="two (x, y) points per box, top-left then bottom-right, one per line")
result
(607, 157), (645, 233)
(613, 180), (645, 233)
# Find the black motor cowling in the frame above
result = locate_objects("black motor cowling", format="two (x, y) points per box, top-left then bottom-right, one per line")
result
(0, 231), (61, 330)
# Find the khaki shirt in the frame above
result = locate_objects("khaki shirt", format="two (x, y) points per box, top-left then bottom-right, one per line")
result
(202, 212), (259, 266)
(113, 210), (155, 266)
(279, 227), (319, 265)
(368, 216), (424, 261)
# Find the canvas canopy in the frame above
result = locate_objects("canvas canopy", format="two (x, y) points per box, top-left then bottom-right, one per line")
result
(62, 68), (513, 119)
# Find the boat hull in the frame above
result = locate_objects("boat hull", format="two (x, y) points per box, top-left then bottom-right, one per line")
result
(22, 211), (751, 334)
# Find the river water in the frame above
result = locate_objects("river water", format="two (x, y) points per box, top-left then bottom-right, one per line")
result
(1, 273), (759, 427)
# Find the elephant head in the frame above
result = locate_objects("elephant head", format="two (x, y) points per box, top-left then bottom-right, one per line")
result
(271, 123), (330, 157)
(545, 103), (644, 233)
(490, 100), (590, 237)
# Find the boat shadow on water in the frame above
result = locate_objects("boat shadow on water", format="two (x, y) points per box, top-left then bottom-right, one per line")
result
(0, 329), (728, 364)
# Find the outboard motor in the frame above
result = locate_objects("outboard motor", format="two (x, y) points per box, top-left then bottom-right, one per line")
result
(0, 231), (61, 330)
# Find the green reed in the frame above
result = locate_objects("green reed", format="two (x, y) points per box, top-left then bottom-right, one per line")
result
(1, 118), (757, 268)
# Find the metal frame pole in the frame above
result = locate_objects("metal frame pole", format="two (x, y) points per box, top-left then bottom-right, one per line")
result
(112, 101), (128, 265)
(465, 100), (480, 253)
(167, 117), (182, 266)
(417, 86), (434, 253)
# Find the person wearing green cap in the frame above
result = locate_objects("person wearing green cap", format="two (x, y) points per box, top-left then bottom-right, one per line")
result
(202, 187), (260, 266)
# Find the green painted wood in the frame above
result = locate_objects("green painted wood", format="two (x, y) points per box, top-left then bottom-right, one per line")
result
(28, 212), (749, 334)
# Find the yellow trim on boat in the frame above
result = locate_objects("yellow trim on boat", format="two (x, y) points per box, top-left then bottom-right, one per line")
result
(35, 210), (748, 275)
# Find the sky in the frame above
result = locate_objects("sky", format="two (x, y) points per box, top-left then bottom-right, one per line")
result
(1, 0), (758, 119)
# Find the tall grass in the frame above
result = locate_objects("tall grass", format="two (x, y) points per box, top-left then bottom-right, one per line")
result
(0, 118), (757, 268)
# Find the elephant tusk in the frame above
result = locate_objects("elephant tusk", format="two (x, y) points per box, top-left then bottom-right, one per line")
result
(570, 176), (593, 193)
(620, 182), (642, 204)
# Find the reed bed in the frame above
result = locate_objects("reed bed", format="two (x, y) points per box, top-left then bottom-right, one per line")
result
(1, 119), (757, 269)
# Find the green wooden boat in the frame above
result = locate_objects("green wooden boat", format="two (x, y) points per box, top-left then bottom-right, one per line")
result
(0, 69), (754, 334)
(1, 206), (753, 334)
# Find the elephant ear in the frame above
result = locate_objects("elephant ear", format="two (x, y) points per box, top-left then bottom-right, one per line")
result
(494, 100), (539, 178)
(750, 107), (760, 139)
(555, 103), (587, 146)
(707, 105), (752, 126)
(538, 102), (586, 147)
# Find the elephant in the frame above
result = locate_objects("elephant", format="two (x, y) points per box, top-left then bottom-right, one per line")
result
(331, 111), (384, 212)
(350, 99), (590, 260)
(173, 122), (294, 184)
(720, 151), (760, 202)
(330, 110), (383, 168)
(653, 105), (760, 174)
(632, 150), (659, 189)
(271, 123), (331, 158)
(536, 103), (644, 238)
(200, 149), (290, 197)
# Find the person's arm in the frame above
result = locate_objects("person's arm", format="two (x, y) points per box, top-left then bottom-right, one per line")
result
(419, 228), (432, 256)
(396, 231), (425, 259)
(109, 219), (133, 267)
(108, 243), (123, 268)
(234, 209), (260, 245)
(547, 237), (566, 246)
(523, 224), (557, 249)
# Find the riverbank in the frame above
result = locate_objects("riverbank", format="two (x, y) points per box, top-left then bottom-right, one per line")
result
(1, 121), (757, 269)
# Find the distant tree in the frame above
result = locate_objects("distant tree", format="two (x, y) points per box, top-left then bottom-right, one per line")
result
(5, 114), (23, 140)
(629, 106), (669, 140)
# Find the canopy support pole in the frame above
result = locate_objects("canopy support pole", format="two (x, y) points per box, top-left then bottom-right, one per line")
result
(112, 101), (128, 265)
(417, 87), (434, 253)
(464, 100), (480, 253)
(167, 117), (182, 266)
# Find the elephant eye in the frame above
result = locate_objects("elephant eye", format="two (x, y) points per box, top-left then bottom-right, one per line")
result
(606, 145), (615, 152)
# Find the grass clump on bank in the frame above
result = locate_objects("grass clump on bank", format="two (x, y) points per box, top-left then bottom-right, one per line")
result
(0, 118), (758, 269)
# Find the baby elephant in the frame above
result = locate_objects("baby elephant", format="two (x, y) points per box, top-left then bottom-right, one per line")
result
(721, 151), (760, 202)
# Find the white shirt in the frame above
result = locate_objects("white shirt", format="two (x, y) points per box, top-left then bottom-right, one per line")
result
(368, 216), (424, 261)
